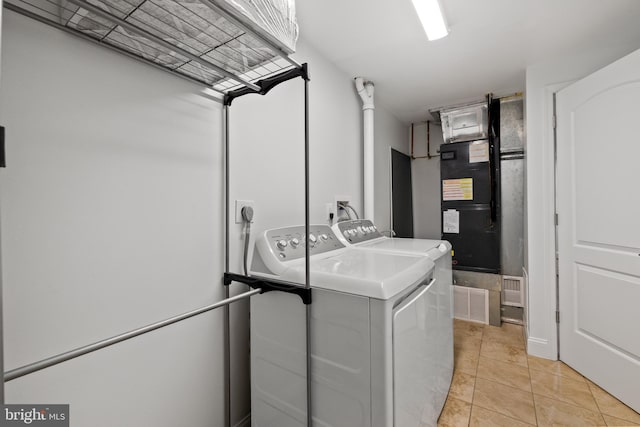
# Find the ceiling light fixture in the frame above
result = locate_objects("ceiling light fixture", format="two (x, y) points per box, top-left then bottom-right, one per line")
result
(411, 0), (449, 41)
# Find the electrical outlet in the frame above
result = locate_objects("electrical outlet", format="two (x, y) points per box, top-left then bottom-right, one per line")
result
(235, 200), (255, 224)
(334, 195), (352, 218)
(325, 202), (334, 219)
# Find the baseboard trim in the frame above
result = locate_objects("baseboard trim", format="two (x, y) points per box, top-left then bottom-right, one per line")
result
(527, 336), (557, 360)
(233, 414), (251, 427)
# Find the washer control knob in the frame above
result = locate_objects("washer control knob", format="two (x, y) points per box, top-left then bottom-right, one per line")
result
(308, 233), (317, 246)
(290, 238), (300, 248)
(320, 233), (329, 241)
(357, 226), (363, 234)
(276, 240), (288, 251)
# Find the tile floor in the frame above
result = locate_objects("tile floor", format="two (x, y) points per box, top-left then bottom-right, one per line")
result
(437, 319), (640, 426)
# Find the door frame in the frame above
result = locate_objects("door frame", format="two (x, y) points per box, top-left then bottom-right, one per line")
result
(547, 81), (576, 361)
(552, 92), (560, 359)
(526, 81), (572, 360)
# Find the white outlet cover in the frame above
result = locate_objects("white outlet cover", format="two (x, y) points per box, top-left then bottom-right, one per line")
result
(235, 200), (255, 224)
(325, 202), (334, 215)
(334, 195), (351, 206)
(334, 195), (352, 216)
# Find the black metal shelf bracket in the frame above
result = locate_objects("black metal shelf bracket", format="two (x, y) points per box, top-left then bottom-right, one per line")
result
(224, 272), (312, 305)
(223, 64), (312, 426)
(223, 63), (310, 106)
(0, 126), (6, 168)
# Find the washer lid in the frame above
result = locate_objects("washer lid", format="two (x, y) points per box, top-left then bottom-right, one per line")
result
(283, 249), (434, 300)
(358, 238), (451, 257)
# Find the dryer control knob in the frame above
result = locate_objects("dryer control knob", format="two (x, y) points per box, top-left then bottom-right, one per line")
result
(290, 238), (300, 248)
(276, 240), (288, 251)
(320, 234), (329, 241)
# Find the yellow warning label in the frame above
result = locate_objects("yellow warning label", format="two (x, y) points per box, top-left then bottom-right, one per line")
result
(442, 178), (473, 201)
(451, 250), (455, 257)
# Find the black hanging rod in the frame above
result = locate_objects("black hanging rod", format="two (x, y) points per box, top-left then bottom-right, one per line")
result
(224, 272), (312, 305)
(223, 63), (309, 106)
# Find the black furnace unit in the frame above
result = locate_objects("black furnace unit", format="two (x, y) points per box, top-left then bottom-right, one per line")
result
(440, 99), (501, 273)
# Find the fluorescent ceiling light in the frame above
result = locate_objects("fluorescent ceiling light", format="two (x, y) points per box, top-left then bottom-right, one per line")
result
(411, 0), (449, 41)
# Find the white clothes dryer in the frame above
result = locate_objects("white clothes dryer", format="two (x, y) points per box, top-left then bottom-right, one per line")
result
(331, 219), (454, 422)
(249, 224), (441, 426)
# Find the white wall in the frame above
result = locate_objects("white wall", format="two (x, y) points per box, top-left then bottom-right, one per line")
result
(1, 9), (404, 425)
(525, 45), (639, 360)
(411, 122), (444, 239)
(228, 39), (363, 236)
(373, 106), (409, 231)
(0, 10), (225, 426)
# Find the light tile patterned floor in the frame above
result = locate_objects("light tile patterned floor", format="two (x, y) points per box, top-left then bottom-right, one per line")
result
(437, 319), (640, 426)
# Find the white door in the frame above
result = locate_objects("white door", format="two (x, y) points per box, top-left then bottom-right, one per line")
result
(556, 48), (640, 411)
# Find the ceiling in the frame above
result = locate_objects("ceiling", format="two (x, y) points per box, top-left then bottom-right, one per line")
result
(296, 0), (640, 124)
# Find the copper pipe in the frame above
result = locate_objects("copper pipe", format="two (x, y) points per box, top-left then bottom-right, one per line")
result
(425, 120), (439, 159)
(427, 120), (431, 159)
(411, 121), (431, 159)
(411, 121), (438, 159)
(411, 122), (415, 157)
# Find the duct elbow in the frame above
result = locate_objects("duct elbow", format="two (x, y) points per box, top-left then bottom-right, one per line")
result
(354, 77), (375, 110)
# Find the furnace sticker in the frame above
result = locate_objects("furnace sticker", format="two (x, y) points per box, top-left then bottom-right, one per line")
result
(442, 178), (473, 201)
(469, 141), (490, 163)
(443, 209), (460, 234)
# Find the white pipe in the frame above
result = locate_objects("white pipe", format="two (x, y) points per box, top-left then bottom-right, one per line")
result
(354, 77), (375, 222)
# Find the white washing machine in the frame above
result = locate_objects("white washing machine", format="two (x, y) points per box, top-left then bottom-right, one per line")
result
(331, 219), (454, 421)
(249, 224), (441, 426)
